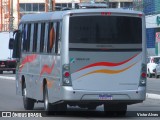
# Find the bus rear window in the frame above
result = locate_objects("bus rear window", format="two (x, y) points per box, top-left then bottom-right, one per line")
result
(69, 16), (142, 44)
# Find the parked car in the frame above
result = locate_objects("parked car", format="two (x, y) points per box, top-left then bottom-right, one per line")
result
(154, 60), (160, 78)
(147, 56), (160, 78)
(0, 58), (17, 74)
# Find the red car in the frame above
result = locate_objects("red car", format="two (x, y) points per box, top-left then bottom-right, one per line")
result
(0, 59), (17, 74)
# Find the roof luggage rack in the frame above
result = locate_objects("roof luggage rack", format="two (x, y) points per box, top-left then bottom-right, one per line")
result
(78, 2), (108, 9)
(55, 6), (72, 11)
(55, 1), (108, 11)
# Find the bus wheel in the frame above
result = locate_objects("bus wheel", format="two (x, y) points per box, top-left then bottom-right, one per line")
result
(44, 84), (55, 115)
(155, 70), (159, 78)
(22, 83), (35, 110)
(56, 103), (67, 115)
(104, 104), (127, 116)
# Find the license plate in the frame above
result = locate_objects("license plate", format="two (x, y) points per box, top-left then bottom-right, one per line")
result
(99, 94), (112, 100)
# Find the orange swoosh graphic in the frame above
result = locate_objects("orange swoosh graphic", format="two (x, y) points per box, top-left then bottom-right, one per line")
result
(47, 79), (54, 89)
(78, 62), (137, 79)
(20, 54), (37, 72)
(40, 60), (55, 77)
(77, 54), (139, 72)
(40, 79), (54, 92)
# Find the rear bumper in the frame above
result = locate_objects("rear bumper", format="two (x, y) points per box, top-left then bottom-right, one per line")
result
(59, 86), (146, 104)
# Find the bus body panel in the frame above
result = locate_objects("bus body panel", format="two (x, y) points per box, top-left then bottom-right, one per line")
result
(60, 86), (146, 101)
(70, 51), (142, 91)
(16, 53), (62, 102)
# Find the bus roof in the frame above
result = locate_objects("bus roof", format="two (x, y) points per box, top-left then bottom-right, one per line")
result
(20, 8), (143, 23)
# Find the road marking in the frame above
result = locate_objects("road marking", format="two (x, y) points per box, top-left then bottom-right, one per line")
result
(0, 76), (15, 80)
(146, 93), (160, 100)
(0, 76), (160, 100)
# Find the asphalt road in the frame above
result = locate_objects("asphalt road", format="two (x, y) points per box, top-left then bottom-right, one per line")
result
(1, 71), (160, 95)
(147, 78), (160, 95)
(0, 74), (160, 119)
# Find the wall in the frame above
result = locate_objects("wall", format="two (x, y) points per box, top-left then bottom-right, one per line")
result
(146, 14), (160, 56)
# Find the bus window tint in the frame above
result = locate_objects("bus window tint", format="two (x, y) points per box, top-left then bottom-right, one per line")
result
(47, 22), (55, 53)
(22, 24), (26, 51)
(69, 16), (142, 44)
(40, 23), (45, 52)
(26, 24), (31, 52)
(55, 22), (60, 54)
(33, 23), (38, 52)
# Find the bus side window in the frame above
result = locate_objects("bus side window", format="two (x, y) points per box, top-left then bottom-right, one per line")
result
(22, 24), (26, 52)
(47, 22), (54, 53)
(32, 23), (38, 52)
(55, 22), (60, 54)
(37, 23), (41, 53)
(40, 23), (45, 53)
(26, 24), (31, 52)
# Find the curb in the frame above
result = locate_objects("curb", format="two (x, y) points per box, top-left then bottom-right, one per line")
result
(0, 76), (15, 80)
(0, 76), (160, 100)
(146, 93), (160, 100)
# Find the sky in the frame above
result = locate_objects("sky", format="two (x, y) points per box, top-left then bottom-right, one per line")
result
(0, 32), (12, 60)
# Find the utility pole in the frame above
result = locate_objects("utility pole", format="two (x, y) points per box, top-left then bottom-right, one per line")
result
(48, 0), (53, 12)
(52, 0), (55, 11)
(9, 0), (14, 59)
(45, 0), (48, 12)
(0, 1), (2, 31)
(46, 0), (55, 12)
(9, 0), (13, 32)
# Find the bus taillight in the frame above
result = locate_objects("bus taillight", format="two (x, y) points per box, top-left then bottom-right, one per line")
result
(138, 14), (143, 17)
(141, 72), (146, 78)
(139, 64), (147, 86)
(101, 12), (111, 16)
(62, 64), (72, 86)
(64, 71), (70, 78)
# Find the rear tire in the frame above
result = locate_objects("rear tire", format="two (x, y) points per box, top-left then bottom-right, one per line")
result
(22, 83), (35, 110)
(43, 84), (67, 115)
(44, 84), (54, 115)
(155, 71), (159, 78)
(148, 70), (152, 78)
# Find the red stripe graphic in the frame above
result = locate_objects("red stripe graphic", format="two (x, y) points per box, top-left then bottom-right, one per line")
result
(40, 60), (55, 77)
(77, 54), (139, 72)
(20, 54), (37, 72)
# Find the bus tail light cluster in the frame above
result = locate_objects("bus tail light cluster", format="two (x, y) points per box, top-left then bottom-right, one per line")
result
(62, 64), (72, 86)
(101, 12), (111, 16)
(64, 71), (70, 77)
(139, 63), (147, 86)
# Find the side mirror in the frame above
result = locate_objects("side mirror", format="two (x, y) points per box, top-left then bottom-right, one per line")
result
(12, 30), (22, 59)
(9, 38), (14, 49)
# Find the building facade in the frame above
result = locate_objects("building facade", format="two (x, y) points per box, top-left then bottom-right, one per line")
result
(133, 0), (160, 56)
(0, 0), (133, 32)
